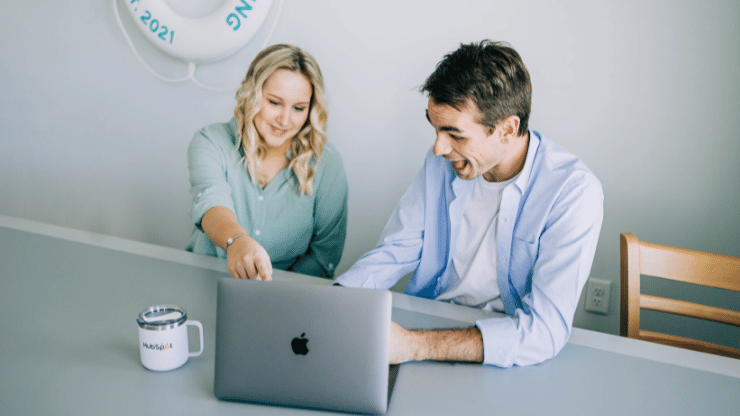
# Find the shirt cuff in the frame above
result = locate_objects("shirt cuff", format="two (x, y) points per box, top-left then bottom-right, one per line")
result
(334, 269), (379, 289)
(475, 316), (519, 368)
(189, 184), (234, 228)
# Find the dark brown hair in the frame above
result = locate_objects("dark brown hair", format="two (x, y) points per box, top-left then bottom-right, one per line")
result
(422, 40), (531, 136)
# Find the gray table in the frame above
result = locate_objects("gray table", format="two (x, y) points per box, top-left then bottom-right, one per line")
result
(1, 215), (738, 415)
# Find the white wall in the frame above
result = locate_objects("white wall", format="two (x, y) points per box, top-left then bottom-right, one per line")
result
(2, 0), (739, 340)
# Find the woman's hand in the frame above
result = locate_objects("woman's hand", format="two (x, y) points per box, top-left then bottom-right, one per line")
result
(225, 234), (273, 280)
(201, 206), (273, 281)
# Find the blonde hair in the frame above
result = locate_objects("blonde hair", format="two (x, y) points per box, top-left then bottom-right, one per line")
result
(234, 44), (328, 195)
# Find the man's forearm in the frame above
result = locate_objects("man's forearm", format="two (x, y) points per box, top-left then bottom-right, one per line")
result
(391, 322), (484, 364)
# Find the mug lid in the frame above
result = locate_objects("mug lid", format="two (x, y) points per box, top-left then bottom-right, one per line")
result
(137, 305), (187, 330)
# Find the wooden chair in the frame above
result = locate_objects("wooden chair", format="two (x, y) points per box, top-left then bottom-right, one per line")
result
(620, 232), (740, 359)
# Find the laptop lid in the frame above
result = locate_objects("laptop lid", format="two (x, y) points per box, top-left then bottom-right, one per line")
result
(214, 278), (392, 414)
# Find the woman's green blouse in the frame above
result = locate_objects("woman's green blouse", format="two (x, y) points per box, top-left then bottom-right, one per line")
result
(187, 118), (348, 278)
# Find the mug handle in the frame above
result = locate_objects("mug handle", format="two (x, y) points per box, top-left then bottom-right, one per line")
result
(186, 320), (204, 357)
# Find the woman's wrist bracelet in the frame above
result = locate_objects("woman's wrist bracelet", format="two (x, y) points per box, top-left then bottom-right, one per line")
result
(224, 233), (247, 251)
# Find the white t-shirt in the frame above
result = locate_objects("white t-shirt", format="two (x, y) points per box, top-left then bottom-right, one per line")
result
(436, 173), (517, 312)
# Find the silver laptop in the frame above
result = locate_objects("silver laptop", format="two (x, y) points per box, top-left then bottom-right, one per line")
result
(214, 278), (392, 414)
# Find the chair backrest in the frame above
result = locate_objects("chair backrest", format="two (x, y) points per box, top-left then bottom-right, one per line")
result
(620, 232), (740, 359)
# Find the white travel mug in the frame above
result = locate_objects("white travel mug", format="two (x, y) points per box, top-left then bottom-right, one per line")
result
(137, 305), (204, 371)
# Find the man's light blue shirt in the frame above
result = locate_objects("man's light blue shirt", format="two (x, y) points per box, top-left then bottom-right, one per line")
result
(335, 131), (604, 367)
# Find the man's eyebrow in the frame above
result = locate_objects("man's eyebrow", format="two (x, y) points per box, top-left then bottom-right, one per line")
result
(425, 110), (462, 132)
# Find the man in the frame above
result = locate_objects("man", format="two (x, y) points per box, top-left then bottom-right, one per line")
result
(335, 40), (603, 367)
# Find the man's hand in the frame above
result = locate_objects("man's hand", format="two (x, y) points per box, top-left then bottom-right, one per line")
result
(226, 235), (273, 281)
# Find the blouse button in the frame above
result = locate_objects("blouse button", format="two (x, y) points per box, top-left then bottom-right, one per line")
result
(254, 230), (261, 236)
(258, 195), (264, 201)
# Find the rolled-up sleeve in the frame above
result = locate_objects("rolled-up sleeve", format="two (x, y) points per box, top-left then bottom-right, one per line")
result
(187, 129), (236, 230)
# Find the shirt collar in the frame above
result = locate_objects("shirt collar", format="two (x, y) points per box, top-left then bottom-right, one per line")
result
(228, 117), (238, 138)
(513, 130), (540, 193)
(450, 130), (540, 195)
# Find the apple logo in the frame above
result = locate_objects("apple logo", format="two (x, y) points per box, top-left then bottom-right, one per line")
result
(291, 333), (309, 355)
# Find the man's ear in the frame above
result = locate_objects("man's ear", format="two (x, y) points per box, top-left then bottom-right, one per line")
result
(498, 115), (521, 144)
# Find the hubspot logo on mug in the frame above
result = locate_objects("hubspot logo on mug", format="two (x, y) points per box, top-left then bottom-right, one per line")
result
(137, 305), (203, 371)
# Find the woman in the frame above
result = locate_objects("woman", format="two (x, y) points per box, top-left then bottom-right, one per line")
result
(187, 44), (348, 280)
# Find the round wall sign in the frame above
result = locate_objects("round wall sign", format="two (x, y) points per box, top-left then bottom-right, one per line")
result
(123, 0), (274, 63)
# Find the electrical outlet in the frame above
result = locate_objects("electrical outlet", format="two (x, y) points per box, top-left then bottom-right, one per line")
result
(585, 278), (611, 315)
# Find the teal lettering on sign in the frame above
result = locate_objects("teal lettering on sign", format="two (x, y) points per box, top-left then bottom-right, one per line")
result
(236, 0), (253, 17)
(226, 0), (257, 31)
(132, 6), (175, 44)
